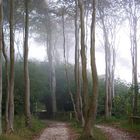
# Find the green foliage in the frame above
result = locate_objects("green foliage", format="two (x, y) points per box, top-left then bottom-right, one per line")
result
(70, 121), (107, 140)
(0, 116), (46, 140)
(120, 120), (140, 133)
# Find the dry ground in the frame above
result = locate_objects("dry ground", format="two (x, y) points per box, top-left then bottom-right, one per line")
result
(96, 125), (140, 140)
(36, 121), (79, 140)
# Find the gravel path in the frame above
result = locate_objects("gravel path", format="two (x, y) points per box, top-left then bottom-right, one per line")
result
(36, 121), (79, 140)
(96, 125), (140, 140)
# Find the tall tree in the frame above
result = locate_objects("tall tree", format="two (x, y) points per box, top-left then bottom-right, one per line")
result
(82, 0), (98, 138)
(24, 0), (31, 127)
(78, 0), (89, 122)
(0, 0), (3, 135)
(119, 0), (139, 115)
(2, 31), (10, 133)
(98, 0), (119, 118)
(46, 8), (57, 117)
(9, 0), (15, 132)
(128, 0), (138, 115)
(61, 6), (77, 120)
(74, 0), (84, 124)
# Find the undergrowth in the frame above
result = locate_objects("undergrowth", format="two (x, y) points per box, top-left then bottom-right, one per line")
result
(97, 116), (140, 134)
(70, 120), (107, 140)
(0, 116), (46, 140)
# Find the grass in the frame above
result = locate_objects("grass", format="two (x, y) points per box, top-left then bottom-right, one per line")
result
(0, 116), (46, 140)
(92, 127), (107, 140)
(120, 120), (140, 133)
(70, 120), (107, 140)
(97, 116), (140, 134)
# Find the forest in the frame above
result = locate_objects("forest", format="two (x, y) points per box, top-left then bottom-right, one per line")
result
(0, 0), (140, 140)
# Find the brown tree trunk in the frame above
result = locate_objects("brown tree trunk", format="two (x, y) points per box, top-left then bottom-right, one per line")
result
(9, 0), (15, 133)
(24, 0), (32, 127)
(74, 0), (83, 123)
(78, 0), (89, 121)
(0, 0), (3, 134)
(82, 0), (98, 138)
(2, 31), (10, 133)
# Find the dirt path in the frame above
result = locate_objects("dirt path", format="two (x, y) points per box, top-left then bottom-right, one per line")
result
(96, 125), (140, 140)
(36, 121), (79, 140)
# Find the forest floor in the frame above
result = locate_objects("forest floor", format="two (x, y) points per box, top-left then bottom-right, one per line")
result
(35, 120), (140, 140)
(96, 124), (140, 140)
(35, 120), (79, 140)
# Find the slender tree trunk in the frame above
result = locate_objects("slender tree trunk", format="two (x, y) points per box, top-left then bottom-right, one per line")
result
(82, 0), (98, 138)
(62, 10), (77, 120)
(132, 15), (138, 116)
(112, 48), (115, 98)
(46, 11), (57, 117)
(98, 9), (112, 118)
(0, 0), (3, 135)
(9, 0), (15, 133)
(2, 31), (10, 133)
(74, 0), (82, 122)
(78, 0), (89, 121)
(128, 1), (138, 115)
(51, 46), (57, 117)
(24, 0), (31, 127)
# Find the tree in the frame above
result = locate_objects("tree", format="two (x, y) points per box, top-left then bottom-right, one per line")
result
(82, 0), (98, 138)
(74, 0), (84, 124)
(8, 0), (15, 133)
(0, 0), (3, 135)
(98, 0), (119, 118)
(24, 0), (32, 127)
(128, 0), (138, 115)
(78, 0), (88, 123)
(2, 31), (10, 133)
(46, 6), (57, 117)
(78, 0), (99, 138)
(61, 5), (78, 121)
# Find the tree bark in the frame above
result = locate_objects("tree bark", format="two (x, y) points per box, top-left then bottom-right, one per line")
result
(0, 0), (3, 135)
(78, 0), (89, 121)
(2, 31), (10, 133)
(24, 0), (31, 127)
(74, 0), (83, 123)
(82, 0), (98, 138)
(9, 0), (15, 133)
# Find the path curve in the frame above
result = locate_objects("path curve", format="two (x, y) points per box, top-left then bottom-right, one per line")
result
(36, 121), (79, 140)
(96, 125), (140, 140)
